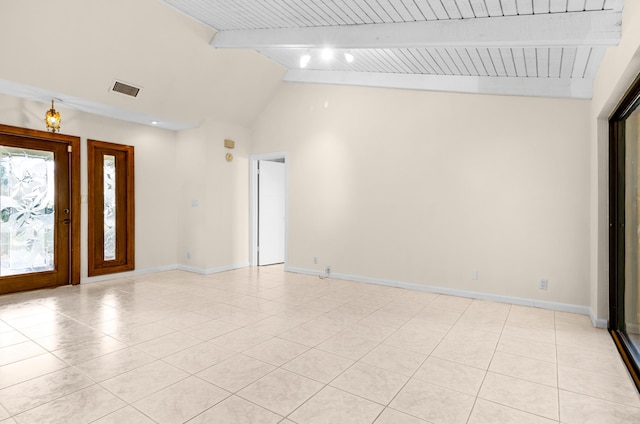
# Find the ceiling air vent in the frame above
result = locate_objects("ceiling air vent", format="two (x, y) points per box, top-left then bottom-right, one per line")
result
(111, 80), (141, 98)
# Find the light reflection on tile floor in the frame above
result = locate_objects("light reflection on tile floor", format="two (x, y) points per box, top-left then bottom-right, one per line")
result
(0, 265), (639, 423)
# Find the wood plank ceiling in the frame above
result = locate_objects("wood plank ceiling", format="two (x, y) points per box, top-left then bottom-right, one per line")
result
(161, 0), (623, 98)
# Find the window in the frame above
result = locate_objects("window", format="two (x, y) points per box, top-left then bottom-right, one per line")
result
(87, 139), (134, 276)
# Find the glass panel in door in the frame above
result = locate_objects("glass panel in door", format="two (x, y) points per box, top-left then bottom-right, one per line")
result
(0, 146), (55, 275)
(626, 108), (640, 355)
(103, 154), (116, 261)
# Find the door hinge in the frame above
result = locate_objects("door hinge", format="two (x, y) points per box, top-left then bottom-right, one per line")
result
(257, 169), (260, 175)
(67, 145), (72, 153)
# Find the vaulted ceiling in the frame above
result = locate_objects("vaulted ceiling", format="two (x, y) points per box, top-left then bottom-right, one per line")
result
(162, 0), (623, 99)
(0, 1), (625, 131)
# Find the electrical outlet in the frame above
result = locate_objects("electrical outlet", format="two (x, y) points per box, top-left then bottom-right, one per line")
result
(471, 271), (478, 280)
(539, 279), (548, 290)
(313, 256), (318, 264)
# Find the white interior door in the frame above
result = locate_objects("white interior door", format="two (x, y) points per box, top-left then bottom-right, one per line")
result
(258, 160), (285, 265)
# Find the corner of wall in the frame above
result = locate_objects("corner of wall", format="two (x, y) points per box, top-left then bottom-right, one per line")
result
(175, 120), (252, 272)
(590, 308), (609, 329)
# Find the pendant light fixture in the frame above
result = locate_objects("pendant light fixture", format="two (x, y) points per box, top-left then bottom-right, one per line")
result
(45, 100), (61, 133)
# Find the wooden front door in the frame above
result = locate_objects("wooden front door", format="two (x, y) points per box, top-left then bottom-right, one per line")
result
(0, 126), (78, 294)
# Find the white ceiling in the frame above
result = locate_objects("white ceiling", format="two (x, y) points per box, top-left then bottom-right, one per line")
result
(162, 0), (624, 99)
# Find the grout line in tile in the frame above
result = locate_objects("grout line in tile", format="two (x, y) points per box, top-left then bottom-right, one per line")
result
(461, 303), (511, 424)
(555, 311), (562, 424)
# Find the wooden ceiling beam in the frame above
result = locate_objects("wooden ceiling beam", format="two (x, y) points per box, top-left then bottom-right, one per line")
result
(283, 70), (594, 99)
(211, 10), (621, 50)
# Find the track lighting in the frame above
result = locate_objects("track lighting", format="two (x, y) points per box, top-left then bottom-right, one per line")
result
(321, 48), (333, 61)
(300, 54), (311, 68)
(344, 51), (354, 63)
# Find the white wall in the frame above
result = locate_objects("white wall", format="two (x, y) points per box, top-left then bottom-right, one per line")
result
(252, 84), (591, 307)
(0, 94), (179, 280)
(204, 122), (251, 270)
(590, 1), (640, 324)
(176, 125), (208, 270)
(176, 120), (251, 273)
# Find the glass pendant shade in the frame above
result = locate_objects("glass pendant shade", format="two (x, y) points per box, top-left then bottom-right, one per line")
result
(45, 100), (61, 133)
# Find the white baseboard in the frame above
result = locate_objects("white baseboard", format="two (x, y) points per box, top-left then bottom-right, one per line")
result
(83, 263), (607, 329)
(176, 262), (250, 275)
(590, 310), (609, 329)
(81, 262), (250, 284)
(627, 323), (640, 334)
(287, 266), (600, 324)
(81, 264), (180, 284)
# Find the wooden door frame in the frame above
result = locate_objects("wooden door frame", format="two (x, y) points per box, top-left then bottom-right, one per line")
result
(87, 139), (135, 277)
(0, 124), (81, 285)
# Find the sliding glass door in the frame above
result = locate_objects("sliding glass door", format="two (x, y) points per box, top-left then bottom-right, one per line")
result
(610, 74), (640, 391)
(625, 108), (640, 353)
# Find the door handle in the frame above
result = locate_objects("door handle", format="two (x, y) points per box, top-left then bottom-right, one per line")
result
(63, 218), (71, 224)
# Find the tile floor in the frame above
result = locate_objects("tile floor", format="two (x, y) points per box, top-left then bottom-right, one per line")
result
(0, 265), (639, 423)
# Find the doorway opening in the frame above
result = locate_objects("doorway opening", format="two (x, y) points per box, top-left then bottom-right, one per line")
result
(250, 152), (287, 267)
